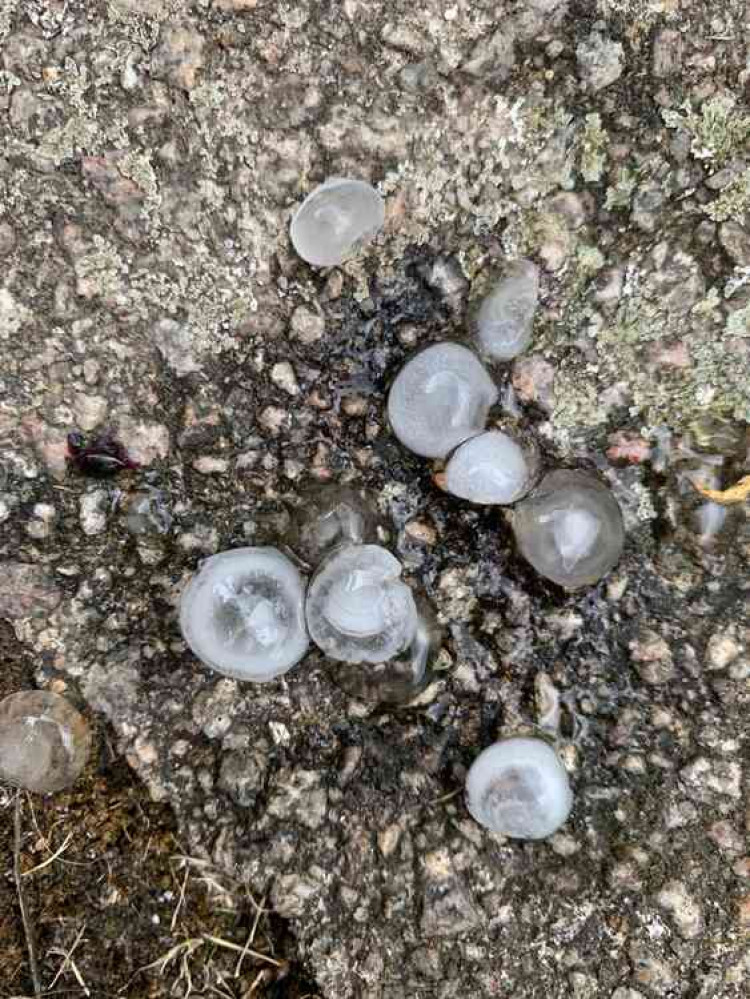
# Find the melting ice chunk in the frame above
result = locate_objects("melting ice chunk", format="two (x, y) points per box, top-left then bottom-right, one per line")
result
(512, 470), (624, 589)
(290, 178), (385, 267)
(444, 430), (531, 505)
(0, 691), (91, 794)
(290, 485), (377, 565)
(471, 259), (540, 361)
(306, 544), (418, 664)
(465, 736), (573, 840)
(180, 547), (309, 682)
(387, 342), (498, 459)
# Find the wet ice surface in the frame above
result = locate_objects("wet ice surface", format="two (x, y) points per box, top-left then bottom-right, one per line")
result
(290, 485), (377, 565)
(290, 177), (385, 267)
(0, 691), (91, 793)
(512, 469), (625, 589)
(330, 595), (442, 703)
(465, 737), (573, 840)
(472, 259), (540, 361)
(444, 430), (531, 505)
(387, 342), (499, 458)
(306, 544), (418, 664)
(180, 547), (309, 682)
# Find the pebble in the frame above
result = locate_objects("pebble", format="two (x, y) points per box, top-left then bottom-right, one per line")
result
(656, 880), (703, 938)
(74, 393), (108, 432)
(271, 361), (299, 395)
(152, 319), (200, 377)
(290, 305), (324, 344)
(576, 31), (624, 92)
(192, 456), (229, 475)
(80, 489), (109, 536)
(628, 629), (675, 684)
(150, 26), (205, 91)
(0, 562), (62, 619)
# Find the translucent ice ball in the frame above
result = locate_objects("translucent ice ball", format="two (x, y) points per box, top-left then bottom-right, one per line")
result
(387, 342), (499, 459)
(330, 594), (442, 703)
(465, 736), (572, 839)
(444, 430), (532, 505)
(290, 178), (385, 267)
(180, 547), (309, 682)
(471, 259), (540, 361)
(511, 469), (625, 589)
(289, 485), (378, 566)
(0, 691), (91, 793)
(306, 544), (418, 665)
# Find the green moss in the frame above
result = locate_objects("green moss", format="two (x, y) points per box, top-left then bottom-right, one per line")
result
(705, 169), (750, 222)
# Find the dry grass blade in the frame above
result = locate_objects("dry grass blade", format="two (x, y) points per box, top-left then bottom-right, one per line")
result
(22, 832), (74, 877)
(203, 934), (283, 967)
(693, 474), (750, 505)
(13, 794), (42, 996)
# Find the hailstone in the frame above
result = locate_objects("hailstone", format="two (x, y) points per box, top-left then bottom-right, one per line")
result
(306, 544), (418, 665)
(387, 342), (498, 459)
(511, 470), (624, 589)
(180, 547), (309, 682)
(290, 178), (385, 267)
(0, 691), (91, 794)
(444, 429), (532, 505)
(465, 736), (572, 839)
(471, 259), (540, 361)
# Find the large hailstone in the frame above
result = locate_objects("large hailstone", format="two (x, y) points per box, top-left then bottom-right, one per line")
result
(465, 737), (573, 839)
(471, 259), (540, 361)
(331, 595), (442, 703)
(306, 544), (418, 665)
(443, 430), (532, 505)
(290, 178), (385, 267)
(387, 342), (499, 459)
(180, 547), (309, 682)
(0, 691), (91, 793)
(511, 470), (624, 589)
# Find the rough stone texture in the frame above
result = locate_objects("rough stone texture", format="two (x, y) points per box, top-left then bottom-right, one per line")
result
(2, 1), (750, 998)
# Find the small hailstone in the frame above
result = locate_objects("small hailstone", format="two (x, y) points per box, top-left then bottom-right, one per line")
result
(331, 594), (442, 703)
(290, 485), (377, 565)
(180, 547), (309, 682)
(290, 178), (385, 267)
(444, 430), (532, 505)
(387, 342), (499, 459)
(0, 691), (91, 793)
(512, 469), (624, 589)
(465, 737), (573, 839)
(471, 259), (540, 361)
(306, 544), (418, 665)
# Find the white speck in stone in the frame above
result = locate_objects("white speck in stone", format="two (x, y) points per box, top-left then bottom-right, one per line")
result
(465, 737), (573, 840)
(271, 361), (300, 396)
(388, 342), (498, 459)
(290, 178), (385, 267)
(80, 489), (108, 536)
(192, 456), (229, 475)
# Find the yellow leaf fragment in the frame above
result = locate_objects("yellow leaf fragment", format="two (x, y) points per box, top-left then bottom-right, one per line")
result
(693, 475), (750, 506)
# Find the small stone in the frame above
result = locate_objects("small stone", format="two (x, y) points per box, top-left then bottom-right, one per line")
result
(629, 628), (675, 684)
(0, 562), (62, 619)
(259, 406), (290, 435)
(80, 489), (109, 536)
(267, 769), (328, 829)
(512, 355), (555, 411)
(737, 896), (750, 929)
(271, 361), (299, 396)
(404, 520), (437, 545)
(577, 32), (624, 92)
(192, 456), (229, 475)
(612, 990), (646, 999)
(290, 305), (324, 344)
(0, 222), (16, 258)
(271, 873), (320, 918)
(219, 750), (267, 808)
(706, 630), (741, 670)
(656, 880), (703, 938)
(73, 393), (108, 432)
(652, 28), (683, 78)
(214, 0), (258, 9)
(719, 222), (750, 267)
(151, 26), (205, 90)
(152, 319), (200, 377)
(463, 28), (516, 80)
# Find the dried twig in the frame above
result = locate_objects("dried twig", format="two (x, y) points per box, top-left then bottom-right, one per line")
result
(22, 832), (74, 877)
(48, 922), (87, 992)
(13, 794), (42, 996)
(203, 934), (283, 967)
(235, 894), (267, 977)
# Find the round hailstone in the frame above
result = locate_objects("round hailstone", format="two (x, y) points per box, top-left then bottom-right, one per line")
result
(387, 342), (499, 459)
(444, 430), (532, 505)
(330, 595), (442, 703)
(511, 469), (624, 589)
(465, 736), (573, 840)
(290, 178), (385, 267)
(471, 259), (540, 361)
(306, 544), (418, 665)
(290, 485), (377, 566)
(0, 691), (91, 793)
(180, 547), (309, 682)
